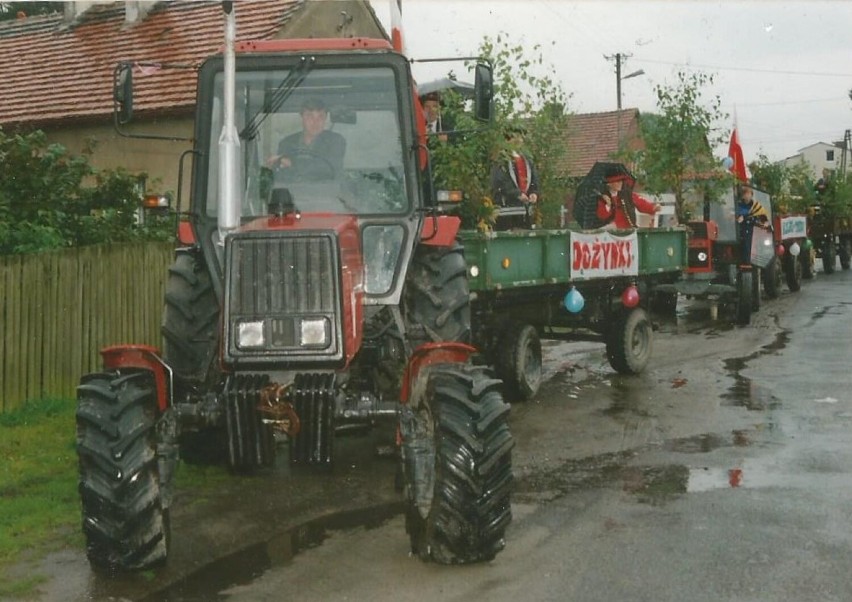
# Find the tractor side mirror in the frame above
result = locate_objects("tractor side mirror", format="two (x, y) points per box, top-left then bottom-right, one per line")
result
(473, 62), (493, 123)
(114, 62), (134, 125)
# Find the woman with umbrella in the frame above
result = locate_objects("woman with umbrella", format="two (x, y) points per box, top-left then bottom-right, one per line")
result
(596, 166), (660, 228)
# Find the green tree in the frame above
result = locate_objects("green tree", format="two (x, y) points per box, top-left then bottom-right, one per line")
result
(0, 2), (62, 20)
(0, 128), (172, 255)
(431, 34), (571, 229)
(749, 154), (816, 214)
(632, 71), (728, 223)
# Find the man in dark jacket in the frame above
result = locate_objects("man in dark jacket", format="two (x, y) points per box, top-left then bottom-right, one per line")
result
(267, 98), (346, 181)
(490, 127), (540, 229)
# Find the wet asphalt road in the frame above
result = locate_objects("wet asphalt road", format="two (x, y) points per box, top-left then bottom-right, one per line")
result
(24, 265), (852, 601)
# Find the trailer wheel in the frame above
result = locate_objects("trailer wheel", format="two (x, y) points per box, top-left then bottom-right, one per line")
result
(822, 240), (836, 274)
(496, 323), (542, 401)
(76, 370), (170, 571)
(763, 257), (781, 299)
(839, 237), (851, 270)
(406, 241), (471, 348)
(784, 253), (802, 292)
(401, 364), (513, 564)
(735, 270), (752, 325)
(606, 307), (652, 374)
(801, 248), (815, 280)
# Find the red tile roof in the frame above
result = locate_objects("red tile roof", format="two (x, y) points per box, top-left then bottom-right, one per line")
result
(0, 1), (302, 127)
(559, 108), (645, 178)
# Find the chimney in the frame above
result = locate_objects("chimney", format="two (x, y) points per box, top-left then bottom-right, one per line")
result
(125, 1), (155, 25)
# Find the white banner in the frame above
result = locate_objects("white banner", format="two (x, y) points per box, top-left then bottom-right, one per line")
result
(569, 230), (639, 279)
(778, 215), (807, 240)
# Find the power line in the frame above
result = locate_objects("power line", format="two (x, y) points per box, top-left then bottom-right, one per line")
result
(634, 57), (852, 78)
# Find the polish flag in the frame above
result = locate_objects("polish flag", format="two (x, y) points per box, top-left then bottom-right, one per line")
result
(727, 128), (748, 183)
(389, 0), (405, 54)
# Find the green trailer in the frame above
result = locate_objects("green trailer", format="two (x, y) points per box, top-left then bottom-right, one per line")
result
(460, 226), (687, 400)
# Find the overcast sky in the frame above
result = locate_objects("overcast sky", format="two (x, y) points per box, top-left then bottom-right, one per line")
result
(370, 0), (852, 163)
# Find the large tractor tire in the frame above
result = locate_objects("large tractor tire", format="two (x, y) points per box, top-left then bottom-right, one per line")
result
(76, 370), (170, 571)
(751, 266), (761, 312)
(784, 253), (802, 292)
(735, 270), (753, 326)
(822, 239), (836, 274)
(606, 307), (653, 374)
(401, 364), (513, 564)
(161, 250), (219, 386)
(839, 236), (851, 270)
(405, 241), (471, 348)
(161, 250), (223, 463)
(495, 322), (542, 401)
(763, 257), (781, 299)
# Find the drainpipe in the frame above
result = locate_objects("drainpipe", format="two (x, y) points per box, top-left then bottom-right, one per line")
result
(217, 1), (241, 245)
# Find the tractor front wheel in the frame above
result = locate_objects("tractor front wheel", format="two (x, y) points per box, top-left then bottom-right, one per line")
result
(784, 252), (802, 292)
(735, 270), (753, 325)
(763, 257), (781, 299)
(401, 364), (513, 564)
(76, 370), (170, 571)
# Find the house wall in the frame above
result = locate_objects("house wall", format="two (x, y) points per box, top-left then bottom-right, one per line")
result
(46, 117), (194, 199)
(782, 143), (840, 182)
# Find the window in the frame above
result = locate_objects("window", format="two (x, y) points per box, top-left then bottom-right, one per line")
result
(826, 150), (835, 162)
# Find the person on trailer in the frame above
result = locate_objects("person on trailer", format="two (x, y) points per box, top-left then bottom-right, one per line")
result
(266, 97), (346, 181)
(490, 126), (540, 229)
(596, 166), (660, 228)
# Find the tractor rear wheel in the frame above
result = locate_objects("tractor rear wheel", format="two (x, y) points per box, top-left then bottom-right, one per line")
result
(161, 250), (219, 386)
(496, 322), (542, 401)
(801, 248), (815, 279)
(401, 364), (513, 564)
(823, 240), (836, 274)
(76, 370), (170, 571)
(606, 308), (653, 374)
(405, 241), (471, 349)
(839, 237), (851, 270)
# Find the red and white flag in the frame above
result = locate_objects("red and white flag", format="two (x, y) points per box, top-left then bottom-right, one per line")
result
(389, 0), (405, 54)
(727, 127), (748, 183)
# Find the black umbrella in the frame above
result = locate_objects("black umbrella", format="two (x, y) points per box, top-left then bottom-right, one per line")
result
(573, 162), (636, 229)
(417, 77), (475, 99)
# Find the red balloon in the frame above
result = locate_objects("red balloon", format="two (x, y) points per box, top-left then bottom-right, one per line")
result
(776, 244), (786, 257)
(621, 285), (640, 308)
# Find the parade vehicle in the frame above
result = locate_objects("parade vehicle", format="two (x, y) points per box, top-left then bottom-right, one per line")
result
(74, 5), (514, 571)
(459, 226), (687, 400)
(808, 208), (852, 274)
(653, 185), (777, 326)
(764, 210), (812, 296)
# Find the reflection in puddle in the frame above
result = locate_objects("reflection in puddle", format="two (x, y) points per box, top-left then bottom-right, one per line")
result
(722, 329), (789, 411)
(138, 503), (403, 602)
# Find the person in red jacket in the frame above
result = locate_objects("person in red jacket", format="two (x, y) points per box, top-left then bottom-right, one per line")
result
(596, 168), (660, 228)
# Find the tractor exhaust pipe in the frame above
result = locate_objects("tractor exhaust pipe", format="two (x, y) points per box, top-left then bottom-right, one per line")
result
(217, 1), (241, 245)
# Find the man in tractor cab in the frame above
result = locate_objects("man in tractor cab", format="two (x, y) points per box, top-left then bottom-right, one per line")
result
(266, 97), (346, 181)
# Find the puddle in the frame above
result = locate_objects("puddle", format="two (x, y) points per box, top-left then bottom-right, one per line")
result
(722, 329), (789, 411)
(138, 503), (403, 602)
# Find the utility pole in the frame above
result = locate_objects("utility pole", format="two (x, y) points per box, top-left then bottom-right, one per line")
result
(606, 52), (644, 110)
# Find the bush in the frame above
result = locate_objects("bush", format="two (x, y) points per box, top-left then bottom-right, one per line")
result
(0, 128), (173, 255)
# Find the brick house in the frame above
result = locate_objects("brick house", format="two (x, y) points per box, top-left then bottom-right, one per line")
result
(0, 0), (387, 197)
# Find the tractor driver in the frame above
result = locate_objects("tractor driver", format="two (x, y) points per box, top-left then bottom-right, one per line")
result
(266, 98), (346, 181)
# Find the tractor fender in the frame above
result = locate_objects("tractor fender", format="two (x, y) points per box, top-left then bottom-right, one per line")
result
(100, 344), (172, 412)
(399, 342), (476, 404)
(419, 215), (461, 247)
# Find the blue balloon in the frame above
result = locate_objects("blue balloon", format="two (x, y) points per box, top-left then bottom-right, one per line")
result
(564, 287), (585, 313)
(722, 156), (734, 169)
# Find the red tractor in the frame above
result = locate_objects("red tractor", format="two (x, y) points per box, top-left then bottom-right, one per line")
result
(75, 7), (512, 571)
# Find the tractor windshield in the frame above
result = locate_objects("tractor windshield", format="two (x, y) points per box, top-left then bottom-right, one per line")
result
(206, 65), (408, 218)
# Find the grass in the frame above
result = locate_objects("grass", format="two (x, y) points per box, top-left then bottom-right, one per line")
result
(0, 396), (230, 599)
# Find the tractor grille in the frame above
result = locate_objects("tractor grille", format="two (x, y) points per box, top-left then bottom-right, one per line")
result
(224, 232), (343, 366)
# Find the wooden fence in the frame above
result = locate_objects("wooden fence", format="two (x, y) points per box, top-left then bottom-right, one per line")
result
(1, 242), (175, 412)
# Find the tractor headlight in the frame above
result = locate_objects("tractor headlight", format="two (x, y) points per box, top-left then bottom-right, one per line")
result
(237, 320), (265, 348)
(301, 318), (329, 347)
(697, 251), (708, 262)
